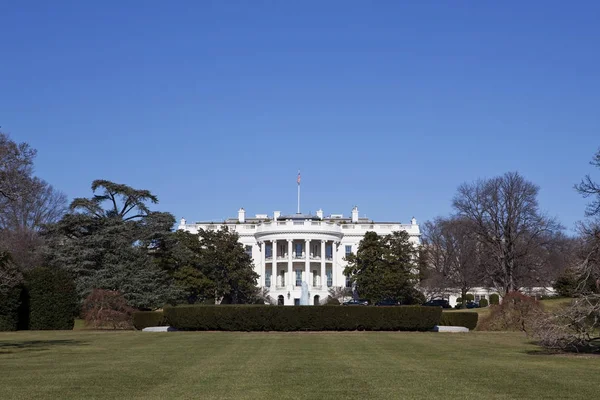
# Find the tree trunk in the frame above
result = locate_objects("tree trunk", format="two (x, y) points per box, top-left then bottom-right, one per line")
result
(461, 287), (467, 309)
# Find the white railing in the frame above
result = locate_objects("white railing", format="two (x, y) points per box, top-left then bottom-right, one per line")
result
(255, 220), (343, 236)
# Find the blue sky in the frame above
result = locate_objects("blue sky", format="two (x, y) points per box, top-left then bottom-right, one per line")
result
(1, 1), (598, 232)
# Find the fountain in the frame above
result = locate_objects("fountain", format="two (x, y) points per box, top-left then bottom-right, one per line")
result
(299, 281), (310, 305)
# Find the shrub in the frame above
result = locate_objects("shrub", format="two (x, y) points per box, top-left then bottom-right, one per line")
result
(478, 292), (544, 332)
(82, 289), (134, 329)
(439, 312), (479, 330)
(479, 298), (489, 307)
(490, 294), (500, 305)
(164, 305), (442, 331)
(326, 296), (340, 305)
(456, 297), (463, 303)
(465, 293), (474, 302)
(27, 267), (77, 330)
(0, 285), (22, 331)
(133, 311), (166, 330)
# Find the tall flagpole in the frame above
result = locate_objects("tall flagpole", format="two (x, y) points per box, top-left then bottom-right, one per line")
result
(297, 170), (301, 214)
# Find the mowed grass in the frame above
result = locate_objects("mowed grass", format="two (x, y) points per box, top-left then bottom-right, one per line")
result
(1, 331), (598, 400)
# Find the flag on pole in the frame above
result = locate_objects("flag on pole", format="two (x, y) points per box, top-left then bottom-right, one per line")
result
(297, 171), (301, 185)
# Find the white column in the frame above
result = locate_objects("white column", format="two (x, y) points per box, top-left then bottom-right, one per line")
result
(305, 239), (310, 286)
(259, 241), (265, 288)
(320, 240), (326, 289)
(287, 239), (293, 288)
(332, 241), (337, 287)
(272, 240), (277, 287)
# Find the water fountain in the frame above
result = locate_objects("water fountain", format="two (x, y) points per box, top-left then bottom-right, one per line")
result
(299, 281), (309, 305)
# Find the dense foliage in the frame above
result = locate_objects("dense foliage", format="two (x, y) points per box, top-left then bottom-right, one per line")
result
(157, 228), (260, 304)
(26, 267), (77, 330)
(133, 311), (167, 330)
(43, 180), (178, 309)
(164, 305), (442, 331)
(479, 298), (489, 307)
(489, 294), (500, 305)
(0, 284), (21, 331)
(344, 231), (421, 304)
(439, 312), (479, 330)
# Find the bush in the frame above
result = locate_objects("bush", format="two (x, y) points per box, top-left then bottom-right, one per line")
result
(82, 289), (134, 329)
(0, 285), (22, 331)
(326, 296), (340, 305)
(164, 305), (442, 331)
(133, 311), (166, 330)
(478, 292), (544, 332)
(439, 312), (479, 330)
(27, 267), (77, 330)
(489, 294), (500, 305)
(479, 298), (489, 307)
(465, 293), (474, 302)
(456, 297), (463, 303)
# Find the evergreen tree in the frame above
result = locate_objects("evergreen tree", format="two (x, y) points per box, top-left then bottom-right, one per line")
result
(344, 231), (420, 304)
(43, 180), (177, 309)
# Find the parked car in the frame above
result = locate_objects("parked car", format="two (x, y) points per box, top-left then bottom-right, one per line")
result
(375, 299), (400, 306)
(343, 299), (368, 306)
(465, 301), (480, 309)
(423, 299), (452, 309)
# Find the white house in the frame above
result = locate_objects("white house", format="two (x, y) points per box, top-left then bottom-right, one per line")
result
(178, 206), (421, 306)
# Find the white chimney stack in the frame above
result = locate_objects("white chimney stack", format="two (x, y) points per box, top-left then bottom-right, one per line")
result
(238, 208), (246, 223)
(274, 211), (281, 219)
(411, 216), (417, 225)
(351, 206), (359, 223)
(316, 209), (324, 219)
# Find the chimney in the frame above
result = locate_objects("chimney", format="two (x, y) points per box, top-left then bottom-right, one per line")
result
(274, 211), (281, 220)
(238, 208), (245, 223)
(351, 206), (359, 223)
(411, 216), (417, 225)
(316, 209), (324, 219)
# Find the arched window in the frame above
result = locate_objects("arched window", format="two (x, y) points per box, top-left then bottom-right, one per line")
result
(277, 295), (284, 306)
(314, 295), (320, 306)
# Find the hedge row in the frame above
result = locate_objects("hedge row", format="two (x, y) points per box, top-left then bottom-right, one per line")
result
(439, 311), (479, 330)
(133, 311), (167, 330)
(163, 305), (442, 331)
(27, 267), (78, 330)
(0, 267), (77, 331)
(0, 285), (22, 331)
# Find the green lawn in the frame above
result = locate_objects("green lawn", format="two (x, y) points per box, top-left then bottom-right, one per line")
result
(1, 330), (598, 399)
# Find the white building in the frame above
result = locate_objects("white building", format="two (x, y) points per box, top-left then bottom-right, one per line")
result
(178, 206), (420, 306)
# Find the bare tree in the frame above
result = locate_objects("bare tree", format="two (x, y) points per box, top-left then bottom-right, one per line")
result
(421, 217), (483, 307)
(0, 133), (67, 270)
(453, 172), (562, 295)
(0, 133), (36, 201)
(532, 149), (600, 353)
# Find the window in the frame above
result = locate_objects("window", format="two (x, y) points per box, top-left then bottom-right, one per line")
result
(245, 245), (252, 257)
(326, 270), (332, 287)
(295, 243), (303, 257)
(265, 244), (272, 258)
(345, 274), (352, 288)
(345, 245), (352, 256)
(326, 244), (332, 259)
(296, 270), (302, 286)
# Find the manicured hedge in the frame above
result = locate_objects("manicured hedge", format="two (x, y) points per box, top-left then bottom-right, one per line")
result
(490, 294), (500, 305)
(439, 311), (479, 330)
(164, 305), (442, 331)
(26, 267), (78, 330)
(479, 298), (489, 307)
(0, 285), (22, 331)
(133, 311), (167, 330)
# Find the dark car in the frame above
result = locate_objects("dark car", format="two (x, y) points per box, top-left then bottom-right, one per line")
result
(465, 301), (479, 309)
(343, 299), (368, 306)
(423, 299), (452, 309)
(375, 299), (400, 306)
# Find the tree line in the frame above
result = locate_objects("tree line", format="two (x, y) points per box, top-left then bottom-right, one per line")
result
(0, 132), (262, 315)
